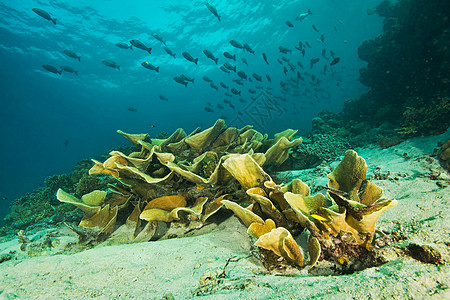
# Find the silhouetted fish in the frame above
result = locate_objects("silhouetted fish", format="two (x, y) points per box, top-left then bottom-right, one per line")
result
(220, 82), (229, 89)
(182, 52), (198, 64)
(296, 9), (312, 21)
(206, 3), (221, 21)
(63, 50), (81, 61)
(310, 58), (320, 69)
(141, 61), (159, 72)
(42, 65), (61, 75)
(152, 33), (166, 45)
(159, 94), (168, 101)
(130, 40), (152, 54)
(262, 53), (269, 65)
(223, 52), (236, 60)
(116, 42), (132, 50)
(229, 40), (244, 49)
(210, 82), (219, 91)
(128, 107), (137, 112)
(252, 73), (262, 81)
(220, 66), (230, 74)
(286, 20), (294, 27)
(164, 46), (176, 58)
(174, 76), (188, 87)
(330, 57), (341, 66)
(266, 74), (272, 82)
(279, 46), (291, 54)
(203, 50), (218, 64)
(32, 8), (56, 24)
(242, 58), (248, 65)
(231, 88), (241, 96)
(102, 60), (120, 70)
(237, 71), (247, 80)
(223, 63), (236, 72)
(312, 25), (319, 32)
(243, 43), (255, 54)
(204, 106), (214, 112)
(60, 66), (78, 75)
(203, 76), (213, 83)
(180, 74), (194, 83)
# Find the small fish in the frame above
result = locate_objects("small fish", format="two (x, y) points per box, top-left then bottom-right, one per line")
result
(32, 8), (56, 24)
(203, 50), (218, 64)
(223, 99), (231, 104)
(238, 98), (246, 103)
(321, 49), (328, 60)
(223, 63), (236, 72)
(141, 61), (159, 73)
(262, 53), (269, 65)
(310, 214), (326, 221)
(174, 76), (188, 87)
(320, 34), (325, 44)
(231, 88), (241, 96)
(301, 48), (306, 57)
(42, 64), (61, 75)
(229, 103), (235, 109)
(334, 26), (338, 32)
(151, 33), (166, 45)
(159, 94), (168, 101)
(330, 51), (336, 58)
(60, 65), (78, 75)
(180, 74), (194, 83)
(223, 52), (236, 60)
(204, 106), (214, 112)
(312, 74), (316, 83)
(305, 41), (311, 48)
(297, 61), (304, 69)
(237, 71), (247, 80)
(64, 140), (69, 146)
(130, 40), (152, 54)
(229, 40), (244, 49)
(295, 9), (311, 21)
(277, 59), (283, 65)
(243, 43), (255, 54)
(217, 104), (225, 109)
(164, 46), (176, 58)
(248, 89), (256, 94)
(182, 52), (198, 64)
(220, 82), (229, 89)
(63, 50), (81, 61)
(206, 2), (221, 22)
(232, 79), (243, 85)
(279, 46), (291, 54)
(116, 42), (132, 50)
(224, 92), (232, 97)
(219, 66), (230, 74)
(128, 107), (138, 112)
(203, 76), (213, 83)
(252, 73), (262, 82)
(286, 20), (294, 27)
(102, 60), (120, 70)
(330, 57), (341, 66)
(310, 58), (320, 69)
(266, 74), (272, 82)
(210, 82), (219, 91)
(312, 25), (319, 32)
(281, 56), (289, 62)
(242, 58), (248, 65)
(283, 66), (288, 75)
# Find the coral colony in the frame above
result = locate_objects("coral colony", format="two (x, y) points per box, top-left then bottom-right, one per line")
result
(56, 119), (396, 272)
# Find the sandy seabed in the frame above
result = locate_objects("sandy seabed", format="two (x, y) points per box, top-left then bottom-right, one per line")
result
(0, 131), (449, 300)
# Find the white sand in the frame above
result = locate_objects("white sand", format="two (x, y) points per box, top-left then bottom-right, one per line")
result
(1, 131), (449, 299)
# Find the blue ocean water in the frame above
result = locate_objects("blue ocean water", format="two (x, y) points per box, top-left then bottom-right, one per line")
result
(0, 0), (383, 220)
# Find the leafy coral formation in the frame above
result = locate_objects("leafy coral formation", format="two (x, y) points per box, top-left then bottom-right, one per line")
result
(53, 119), (395, 273)
(56, 119), (302, 245)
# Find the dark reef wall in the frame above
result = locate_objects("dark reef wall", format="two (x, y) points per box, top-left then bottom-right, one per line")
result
(343, 0), (450, 136)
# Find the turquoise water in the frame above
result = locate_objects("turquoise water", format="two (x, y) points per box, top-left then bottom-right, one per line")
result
(0, 0), (383, 217)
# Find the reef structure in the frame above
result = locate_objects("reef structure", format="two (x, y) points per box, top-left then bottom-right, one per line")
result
(56, 119), (396, 273)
